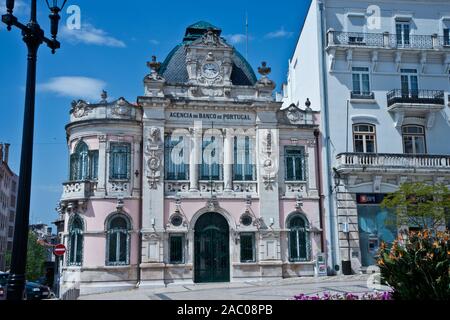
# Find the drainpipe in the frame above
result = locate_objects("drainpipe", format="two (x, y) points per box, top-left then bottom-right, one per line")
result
(314, 129), (325, 252)
(318, 0), (339, 274)
(136, 115), (144, 288)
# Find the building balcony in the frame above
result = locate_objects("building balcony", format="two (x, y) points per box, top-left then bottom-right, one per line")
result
(350, 91), (376, 104)
(327, 30), (450, 51)
(61, 181), (97, 201)
(351, 92), (375, 100)
(335, 153), (450, 175)
(386, 89), (445, 116)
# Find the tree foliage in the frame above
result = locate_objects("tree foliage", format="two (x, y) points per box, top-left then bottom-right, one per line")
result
(26, 231), (48, 281)
(381, 182), (450, 231)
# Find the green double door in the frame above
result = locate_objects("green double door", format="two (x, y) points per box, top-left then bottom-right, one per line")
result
(194, 212), (230, 283)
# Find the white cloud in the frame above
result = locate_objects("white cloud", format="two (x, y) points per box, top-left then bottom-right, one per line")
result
(0, 0), (28, 15)
(265, 27), (294, 39)
(38, 76), (107, 101)
(149, 39), (160, 45)
(223, 33), (247, 44)
(60, 23), (126, 48)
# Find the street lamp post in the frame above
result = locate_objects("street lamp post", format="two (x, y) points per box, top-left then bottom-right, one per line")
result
(1, 0), (68, 300)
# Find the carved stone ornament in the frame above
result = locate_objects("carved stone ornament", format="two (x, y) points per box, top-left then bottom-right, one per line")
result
(71, 100), (93, 118)
(263, 174), (276, 191)
(149, 127), (162, 145)
(145, 127), (163, 189)
(202, 30), (221, 46)
(143, 233), (161, 241)
(286, 107), (303, 124)
(111, 98), (132, 116)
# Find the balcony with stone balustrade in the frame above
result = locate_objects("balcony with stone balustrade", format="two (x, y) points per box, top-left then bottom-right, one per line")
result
(61, 181), (98, 201)
(335, 153), (450, 175)
(327, 30), (450, 51)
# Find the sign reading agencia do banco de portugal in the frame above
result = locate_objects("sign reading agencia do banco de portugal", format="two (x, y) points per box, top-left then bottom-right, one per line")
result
(168, 111), (253, 121)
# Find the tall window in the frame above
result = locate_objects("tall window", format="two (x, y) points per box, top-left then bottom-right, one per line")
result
(240, 233), (255, 263)
(396, 22), (410, 47)
(444, 28), (450, 46)
(401, 69), (419, 97)
(165, 135), (188, 180)
(200, 135), (222, 181)
(169, 234), (184, 264)
(353, 124), (376, 153)
(70, 142), (99, 181)
(288, 215), (310, 262)
(285, 147), (307, 181)
(403, 125), (426, 154)
(233, 136), (256, 181)
(352, 67), (371, 96)
(109, 143), (131, 180)
(106, 215), (130, 266)
(68, 216), (83, 266)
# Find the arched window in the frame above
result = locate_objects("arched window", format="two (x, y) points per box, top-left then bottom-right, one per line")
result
(106, 215), (131, 266)
(68, 216), (83, 266)
(70, 141), (99, 181)
(288, 214), (311, 262)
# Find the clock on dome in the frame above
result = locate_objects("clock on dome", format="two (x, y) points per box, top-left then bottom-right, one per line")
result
(202, 62), (219, 79)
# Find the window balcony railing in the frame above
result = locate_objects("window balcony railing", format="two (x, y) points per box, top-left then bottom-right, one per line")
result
(351, 91), (375, 100)
(387, 89), (445, 108)
(336, 153), (450, 173)
(328, 30), (450, 50)
(62, 181), (97, 201)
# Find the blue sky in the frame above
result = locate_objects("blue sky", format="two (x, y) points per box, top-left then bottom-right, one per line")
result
(0, 0), (309, 229)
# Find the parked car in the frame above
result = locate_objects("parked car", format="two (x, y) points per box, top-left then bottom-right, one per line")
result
(0, 273), (53, 300)
(0, 272), (8, 300)
(25, 281), (52, 300)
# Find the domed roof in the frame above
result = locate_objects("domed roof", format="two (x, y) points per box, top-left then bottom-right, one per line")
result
(159, 21), (257, 86)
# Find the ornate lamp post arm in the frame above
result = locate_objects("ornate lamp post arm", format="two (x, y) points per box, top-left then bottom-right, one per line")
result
(1, 0), (68, 300)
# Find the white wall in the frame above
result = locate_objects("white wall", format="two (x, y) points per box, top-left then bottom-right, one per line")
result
(283, 0), (322, 111)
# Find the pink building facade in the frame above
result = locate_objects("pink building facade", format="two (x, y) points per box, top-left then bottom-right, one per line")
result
(58, 22), (324, 297)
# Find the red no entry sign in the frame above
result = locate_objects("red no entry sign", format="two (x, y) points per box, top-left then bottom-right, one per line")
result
(53, 244), (66, 256)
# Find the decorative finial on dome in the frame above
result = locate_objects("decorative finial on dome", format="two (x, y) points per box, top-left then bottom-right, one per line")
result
(147, 55), (161, 72)
(258, 61), (271, 77)
(100, 90), (108, 103)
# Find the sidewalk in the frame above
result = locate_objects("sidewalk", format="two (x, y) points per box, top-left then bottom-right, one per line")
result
(78, 274), (389, 300)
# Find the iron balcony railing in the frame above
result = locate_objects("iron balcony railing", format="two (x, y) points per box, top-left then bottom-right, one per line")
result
(387, 89), (445, 107)
(328, 31), (450, 50)
(351, 91), (375, 100)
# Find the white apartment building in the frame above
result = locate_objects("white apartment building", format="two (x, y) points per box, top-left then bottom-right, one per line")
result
(283, 0), (450, 273)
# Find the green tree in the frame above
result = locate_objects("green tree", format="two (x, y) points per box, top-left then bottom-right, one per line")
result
(5, 251), (11, 271)
(381, 182), (450, 232)
(26, 231), (48, 281)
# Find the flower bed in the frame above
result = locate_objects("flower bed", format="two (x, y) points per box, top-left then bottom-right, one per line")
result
(294, 292), (393, 300)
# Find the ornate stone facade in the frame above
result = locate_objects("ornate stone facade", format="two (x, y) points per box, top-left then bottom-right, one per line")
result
(57, 22), (322, 297)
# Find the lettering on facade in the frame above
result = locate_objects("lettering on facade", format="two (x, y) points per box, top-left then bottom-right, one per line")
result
(169, 112), (252, 121)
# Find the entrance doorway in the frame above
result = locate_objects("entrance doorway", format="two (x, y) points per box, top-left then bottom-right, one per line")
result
(194, 212), (230, 283)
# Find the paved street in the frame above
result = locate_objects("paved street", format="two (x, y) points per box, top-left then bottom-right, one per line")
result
(79, 274), (390, 300)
